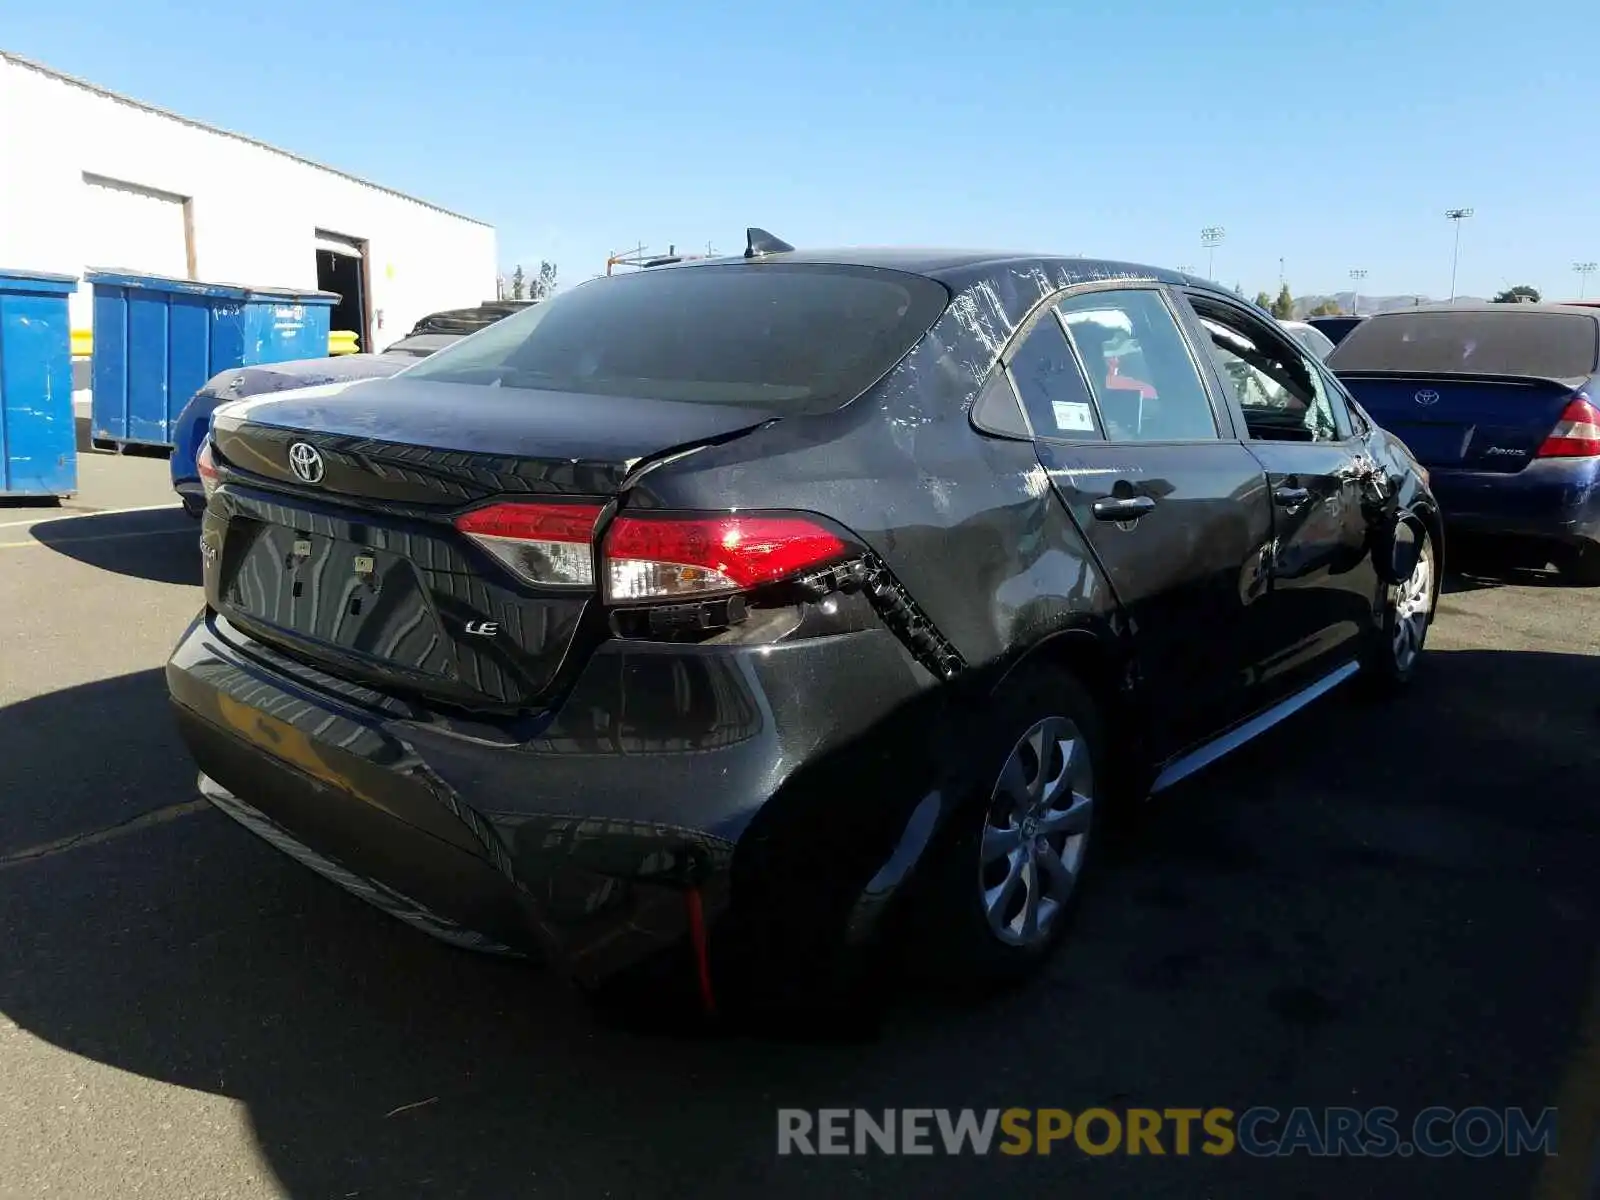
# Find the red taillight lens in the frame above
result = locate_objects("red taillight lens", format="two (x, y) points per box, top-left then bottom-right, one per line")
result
(454, 501), (603, 587)
(196, 439), (222, 499)
(1536, 394), (1600, 458)
(602, 513), (849, 602)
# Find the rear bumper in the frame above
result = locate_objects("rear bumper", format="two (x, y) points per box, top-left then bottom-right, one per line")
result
(1427, 459), (1600, 545)
(173, 480), (206, 517)
(166, 610), (945, 993)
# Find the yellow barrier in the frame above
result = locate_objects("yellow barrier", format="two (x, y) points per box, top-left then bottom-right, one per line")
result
(74, 327), (363, 358)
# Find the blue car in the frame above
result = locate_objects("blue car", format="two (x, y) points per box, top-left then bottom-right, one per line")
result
(1328, 304), (1600, 582)
(171, 303), (533, 514)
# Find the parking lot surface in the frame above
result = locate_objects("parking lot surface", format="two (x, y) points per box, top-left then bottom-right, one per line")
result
(1, 457), (1597, 1199)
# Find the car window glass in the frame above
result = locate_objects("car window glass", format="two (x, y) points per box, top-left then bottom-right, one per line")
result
(1056, 290), (1218, 442)
(1194, 311), (1338, 443)
(400, 264), (949, 413)
(1006, 316), (1104, 440)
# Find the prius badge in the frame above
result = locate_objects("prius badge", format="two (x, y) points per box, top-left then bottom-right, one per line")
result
(288, 441), (325, 484)
(1413, 389), (1441, 407)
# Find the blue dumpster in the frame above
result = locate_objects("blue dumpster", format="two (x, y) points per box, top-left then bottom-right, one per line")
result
(87, 271), (337, 451)
(0, 269), (78, 498)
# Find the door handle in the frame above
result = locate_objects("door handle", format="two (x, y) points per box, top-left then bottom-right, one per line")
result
(1092, 495), (1157, 522)
(1273, 485), (1311, 508)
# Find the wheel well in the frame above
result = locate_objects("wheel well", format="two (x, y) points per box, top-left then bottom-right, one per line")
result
(996, 629), (1128, 728)
(1415, 503), (1443, 559)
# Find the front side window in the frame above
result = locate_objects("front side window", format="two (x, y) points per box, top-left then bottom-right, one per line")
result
(1056, 290), (1219, 442)
(1191, 303), (1342, 443)
(399, 263), (949, 412)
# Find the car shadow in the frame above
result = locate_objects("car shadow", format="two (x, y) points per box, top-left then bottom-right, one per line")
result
(29, 507), (200, 586)
(0, 654), (1595, 1198)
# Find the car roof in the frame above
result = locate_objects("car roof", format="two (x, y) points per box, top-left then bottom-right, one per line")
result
(648, 247), (1200, 292)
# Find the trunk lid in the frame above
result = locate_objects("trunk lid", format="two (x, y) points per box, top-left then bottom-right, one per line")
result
(206, 378), (773, 711)
(1334, 372), (1586, 473)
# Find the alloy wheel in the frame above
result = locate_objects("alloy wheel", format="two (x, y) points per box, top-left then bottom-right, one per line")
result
(1391, 535), (1434, 671)
(979, 716), (1094, 948)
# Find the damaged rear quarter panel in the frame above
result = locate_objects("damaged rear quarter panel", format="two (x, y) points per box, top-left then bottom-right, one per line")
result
(626, 258), (1144, 678)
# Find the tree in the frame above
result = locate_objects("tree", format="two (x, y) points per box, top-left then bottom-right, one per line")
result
(1270, 283), (1295, 320)
(530, 260), (558, 300)
(1308, 300), (1342, 317)
(504, 261), (558, 301)
(1492, 285), (1540, 304)
(1253, 290), (1274, 311)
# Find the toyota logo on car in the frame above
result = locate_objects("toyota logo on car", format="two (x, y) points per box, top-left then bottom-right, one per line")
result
(1413, 389), (1441, 407)
(288, 441), (325, 484)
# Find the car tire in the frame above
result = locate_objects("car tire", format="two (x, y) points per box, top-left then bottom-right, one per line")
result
(1559, 543), (1600, 586)
(1363, 521), (1435, 692)
(910, 665), (1105, 993)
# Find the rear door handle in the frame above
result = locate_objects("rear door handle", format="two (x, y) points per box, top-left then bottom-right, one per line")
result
(1273, 486), (1311, 508)
(1092, 495), (1157, 522)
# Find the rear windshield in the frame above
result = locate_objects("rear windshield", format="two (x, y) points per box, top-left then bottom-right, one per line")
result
(399, 263), (949, 411)
(1285, 324), (1336, 359)
(1328, 309), (1599, 378)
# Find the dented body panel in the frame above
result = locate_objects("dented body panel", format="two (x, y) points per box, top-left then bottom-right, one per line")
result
(164, 249), (1436, 1004)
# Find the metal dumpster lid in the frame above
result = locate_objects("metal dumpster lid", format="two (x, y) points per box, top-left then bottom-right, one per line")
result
(0, 268), (78, 290)
(244, 286), (341, 302)
(83, 269), (337, 301)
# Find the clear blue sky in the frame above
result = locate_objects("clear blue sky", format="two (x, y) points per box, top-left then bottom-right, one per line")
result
(9, 0), (1599, 300)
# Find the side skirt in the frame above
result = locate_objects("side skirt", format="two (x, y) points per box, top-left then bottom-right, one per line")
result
(1149, 660), (1361, 795)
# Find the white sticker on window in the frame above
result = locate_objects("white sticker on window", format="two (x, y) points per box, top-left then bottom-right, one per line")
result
(1052, 401), (1097, 432)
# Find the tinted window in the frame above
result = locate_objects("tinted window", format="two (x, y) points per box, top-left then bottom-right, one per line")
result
(400, 264), (949, 411)
(1328, 310), (1600, 378)
(1308, 316), (1364, 345)
(1056, 290), (1218, 441)
(1006, 317), (1103, 440)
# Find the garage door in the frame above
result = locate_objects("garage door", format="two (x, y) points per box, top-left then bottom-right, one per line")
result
(81, 173), (189, 279)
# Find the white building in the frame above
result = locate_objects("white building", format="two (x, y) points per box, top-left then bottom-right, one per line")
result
(0, 50), (497, 355)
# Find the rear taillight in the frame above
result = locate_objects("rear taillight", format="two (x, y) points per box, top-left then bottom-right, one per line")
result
(454, 502), (603, 587)
(453, 503), (853, 600)
(196, 439), (222, 500)
(1536, 394), (1600, 458)
(603, 513), (849, 602)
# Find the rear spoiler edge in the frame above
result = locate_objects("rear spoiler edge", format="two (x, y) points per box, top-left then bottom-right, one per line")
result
(1331, 369), (1590, 390)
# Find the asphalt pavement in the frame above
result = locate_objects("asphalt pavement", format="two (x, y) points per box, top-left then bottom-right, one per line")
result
(1, 455), (1597, 1199)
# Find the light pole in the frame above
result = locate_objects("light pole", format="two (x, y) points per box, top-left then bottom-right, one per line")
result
(1445, 208), (1474, 300)
(1349, 268), (1367, 316)
(1201, 226), (1226, 279)
(1575, 261), (1597, 301)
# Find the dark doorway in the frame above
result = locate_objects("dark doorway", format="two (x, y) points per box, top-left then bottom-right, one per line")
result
(314, 231), (370, 352)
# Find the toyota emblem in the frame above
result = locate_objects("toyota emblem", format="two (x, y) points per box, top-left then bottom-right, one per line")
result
(1413, 389), (1441, 407)
(288, 441), (325, 484)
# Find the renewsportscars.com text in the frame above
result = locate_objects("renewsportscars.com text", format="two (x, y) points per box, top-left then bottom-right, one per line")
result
(776, 1106), (1558, 1158)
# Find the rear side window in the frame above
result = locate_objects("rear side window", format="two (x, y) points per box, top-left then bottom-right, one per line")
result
(1006, 316), (1104, 439)
(399, 263), (949, 412)
(1329, 310), (1600, 378)
(1056, 290), (1219, 441)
